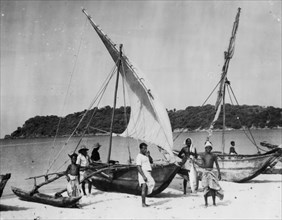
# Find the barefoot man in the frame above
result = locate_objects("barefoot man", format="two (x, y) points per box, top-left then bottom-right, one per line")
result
(199, 141), (224, 207)
(76, 145), (92, 195)
(136, 142), (155, 207)
(66, 153), (80, 197)
(177, 137), (198, 194)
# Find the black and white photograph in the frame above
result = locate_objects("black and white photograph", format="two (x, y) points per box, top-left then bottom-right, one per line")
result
(0, 1), (281, 219)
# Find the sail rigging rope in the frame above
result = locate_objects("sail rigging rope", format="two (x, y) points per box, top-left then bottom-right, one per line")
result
(226, 83), (234, 105)
(53, 63), (119, 173)
(46, 17), (88, 174)
(228, 83), (239, 105)
(47, 62), (118, 174)
(72, 66), (118, 154)
(173, 77), (222, 142)
(227, 84), (265, 153)
(201, 79), (221, 107)
(70, 84), (109, 156)
(173, 76), (266, 153)
(88, 126), (109, 134)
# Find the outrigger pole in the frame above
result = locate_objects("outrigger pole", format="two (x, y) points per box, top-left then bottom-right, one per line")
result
(27, 165), (124, 196)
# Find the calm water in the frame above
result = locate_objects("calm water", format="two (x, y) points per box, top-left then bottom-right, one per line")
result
(0, 129), (281, 198)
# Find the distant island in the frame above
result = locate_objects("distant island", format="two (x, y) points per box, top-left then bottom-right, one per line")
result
(5, 104), (282, 139)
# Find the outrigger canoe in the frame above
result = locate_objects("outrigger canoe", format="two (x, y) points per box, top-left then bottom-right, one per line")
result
(79, 9), (180, 196)
(11, 187), (81, 208)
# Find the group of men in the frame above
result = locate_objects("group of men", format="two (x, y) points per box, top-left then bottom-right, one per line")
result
(133, 139), (237, 207)
(65, 142), (102, 197)
(65, 138), (238, 208)
(177, 138), (238, 206)
(65, 141), (154, 207)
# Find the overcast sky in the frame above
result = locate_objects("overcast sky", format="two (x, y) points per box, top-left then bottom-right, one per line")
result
(0, 1), (281, 138)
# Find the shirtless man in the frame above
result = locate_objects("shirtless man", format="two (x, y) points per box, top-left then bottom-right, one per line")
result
(66, 153), (80, 197)
(199, 141), (224, 207)
(178, 137), (198, 194)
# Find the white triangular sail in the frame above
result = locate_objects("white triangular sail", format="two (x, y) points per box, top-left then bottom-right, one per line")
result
(119, 58), (174, 158)
(83, 10), (174, 160)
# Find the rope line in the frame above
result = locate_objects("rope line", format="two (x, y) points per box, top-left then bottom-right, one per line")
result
(72, 66), (117, 154)
(201, 79), (221, 107)
(173, 77), (221, 142)
(46, 18), (88, 174)
(53, 64), (118, 173)
(227, 83), (263, 152)
(226, 84), (234, 105)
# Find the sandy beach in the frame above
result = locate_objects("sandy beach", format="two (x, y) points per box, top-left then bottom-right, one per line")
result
(0, 174), (281, 220)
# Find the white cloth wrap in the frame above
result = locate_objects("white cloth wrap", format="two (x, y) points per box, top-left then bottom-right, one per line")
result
(138, 170), (155, 195)
(66, 174), (80, 197)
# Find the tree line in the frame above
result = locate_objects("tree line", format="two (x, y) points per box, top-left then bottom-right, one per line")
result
(6, 104), (282, 139)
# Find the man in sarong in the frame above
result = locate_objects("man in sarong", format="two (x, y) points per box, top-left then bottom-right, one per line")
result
(177, 137), (198, 194)
(66, 153), (80, 197)
(136, 142), (155, 207)
(199, 141), (224, 207)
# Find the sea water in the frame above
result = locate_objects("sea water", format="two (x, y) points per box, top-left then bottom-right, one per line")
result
(0, 129), (281, 198)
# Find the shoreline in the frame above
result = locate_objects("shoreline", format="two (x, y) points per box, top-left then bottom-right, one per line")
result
(0, 174), (281, 219)
(2, 127), (282, 141)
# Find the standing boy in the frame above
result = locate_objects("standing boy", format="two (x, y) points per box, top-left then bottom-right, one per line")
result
(66, 153), (80, 197)
(200, 141), (224, 207)
(229, 141), (238, 155)
(136, 142), (155, 207)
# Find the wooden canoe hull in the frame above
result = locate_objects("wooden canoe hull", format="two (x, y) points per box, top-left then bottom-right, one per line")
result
(0, 173), (11, 197)
(175, 148), (282, 183)
(11, 187), (81, 208)
(88, 163), (180, 196)
(205, 149), (281, 182)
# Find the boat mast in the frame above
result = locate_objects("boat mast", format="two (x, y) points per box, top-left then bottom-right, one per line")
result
(219, 8), (241, 153)
(222, 82), (226, 154)
(107, 44), (123, 163)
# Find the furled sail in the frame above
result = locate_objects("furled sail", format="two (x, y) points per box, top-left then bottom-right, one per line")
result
(82, 10), (174, 159)
(207, 8), (241, 138)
